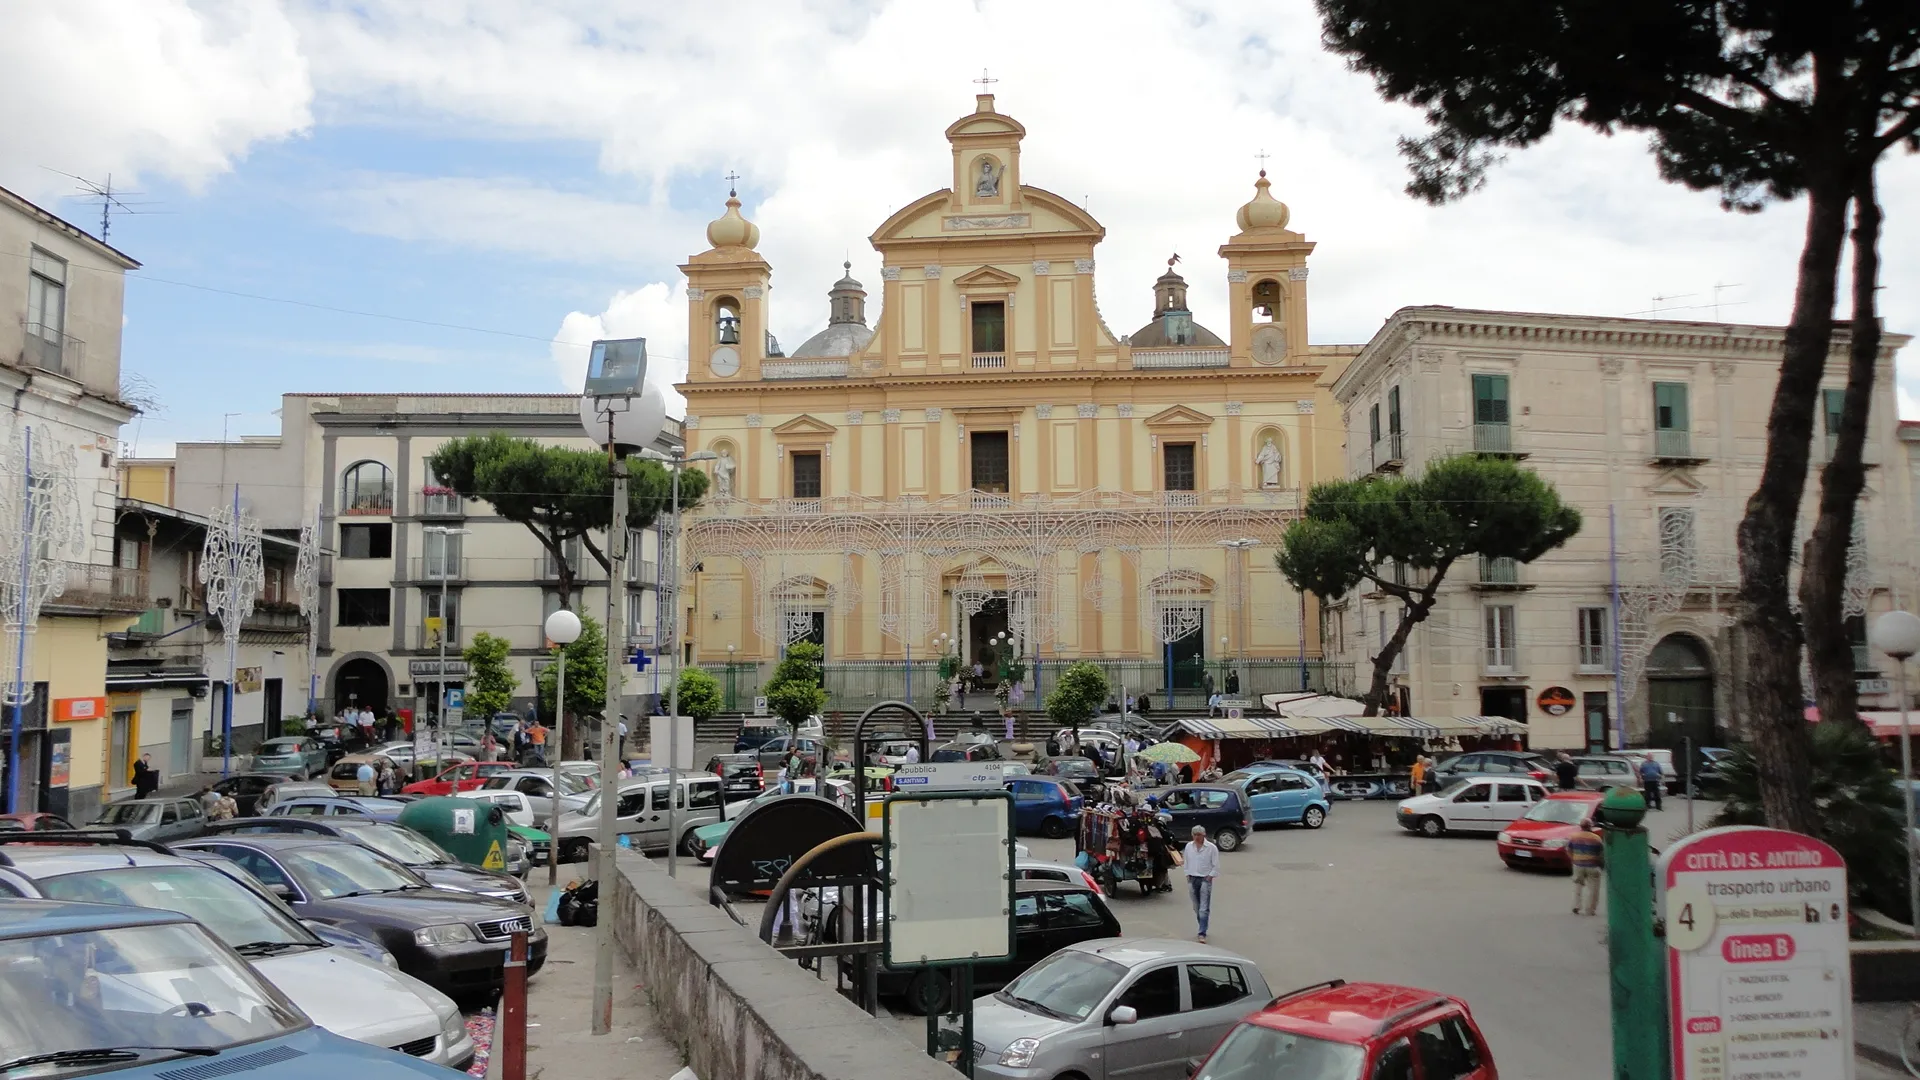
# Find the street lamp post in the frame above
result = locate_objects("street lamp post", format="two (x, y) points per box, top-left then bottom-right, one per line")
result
(1218, 537), (1258, 702)
(641, 445), (718, 882)
(424, 527), (470, 741)
(543, 609), (581, 887)
(1871, 609), (1920, 937)
(726, 643), (737, 712)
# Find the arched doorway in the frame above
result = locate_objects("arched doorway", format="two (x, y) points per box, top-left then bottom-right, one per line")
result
(332, 657), (390, 716)
(1646, 633), (1718, 749)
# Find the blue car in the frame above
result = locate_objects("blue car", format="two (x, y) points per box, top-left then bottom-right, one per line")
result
(0, 898), (452, 1080)
(1005, 776), (1084, 838)
(1233, 766), (1332, 829)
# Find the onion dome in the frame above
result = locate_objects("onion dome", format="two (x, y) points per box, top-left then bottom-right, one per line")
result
(705, 186), (760, 250)
(1235, 170), (1290, 232)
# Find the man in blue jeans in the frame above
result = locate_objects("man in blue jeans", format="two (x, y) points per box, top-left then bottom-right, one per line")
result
(1638, 755), (1664, 811)
(1182, 825), (1221, 942)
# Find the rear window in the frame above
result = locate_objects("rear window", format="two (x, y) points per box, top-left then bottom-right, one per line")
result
(330, 762), (364, 780)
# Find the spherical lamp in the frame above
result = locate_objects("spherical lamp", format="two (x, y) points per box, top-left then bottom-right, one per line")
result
(544, 609), (583, 647)
(579, 378), (668, 452)
(1871, 610), (1920, 661)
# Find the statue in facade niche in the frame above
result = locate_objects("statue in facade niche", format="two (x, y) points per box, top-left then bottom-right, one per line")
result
(1255, 437), (1283, 488)
(712, 448), (736, 497)
(975, 158), (1002, 198)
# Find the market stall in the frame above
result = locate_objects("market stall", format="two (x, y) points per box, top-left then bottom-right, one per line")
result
(1165, 712), (1528, 799)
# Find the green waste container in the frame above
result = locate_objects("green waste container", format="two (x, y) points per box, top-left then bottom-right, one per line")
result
(398, 795), (511, 871)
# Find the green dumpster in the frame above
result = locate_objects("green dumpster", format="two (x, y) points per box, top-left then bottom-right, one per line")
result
(398, 795), (512, 871)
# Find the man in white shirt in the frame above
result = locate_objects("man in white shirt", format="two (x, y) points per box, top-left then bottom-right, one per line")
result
(1309, 748), (1331, 775)
(903, 743), (920, 764)
(1182, 825), (1221, 942)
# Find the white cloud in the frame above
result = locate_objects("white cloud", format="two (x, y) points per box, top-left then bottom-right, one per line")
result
(0, 0), (312, 200)
(549, 282), (690, 411)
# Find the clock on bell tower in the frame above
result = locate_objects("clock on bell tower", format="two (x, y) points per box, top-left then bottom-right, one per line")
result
(1218, 169), (1314, 368)
(681, 182), (773, 383)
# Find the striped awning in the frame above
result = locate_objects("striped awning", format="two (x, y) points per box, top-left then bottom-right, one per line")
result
(1171, 715), (1352, 739)
(1172, 714), (1522, 740)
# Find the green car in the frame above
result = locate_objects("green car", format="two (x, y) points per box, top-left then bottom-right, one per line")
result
(688, 786), (790, 863)
(509, 822), (551, 865)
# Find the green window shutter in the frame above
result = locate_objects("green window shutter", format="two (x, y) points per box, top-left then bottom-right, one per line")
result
(1472, 374), (1509, 424)
(1369, 403), (1381, 443)
(1823, 389), (1845, 435)
(1654, 383), (1689, 431)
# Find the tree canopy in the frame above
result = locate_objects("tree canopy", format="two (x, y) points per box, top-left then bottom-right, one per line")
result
(1044, 661), (1109, 738)
(1277, 455), (1580, 714)
(672, 668), (724, 722)
(764, 641), (828, 737)
(461, 632), (519, 720)
(536, 613), (608, 758)
(429, 434), (708, 602)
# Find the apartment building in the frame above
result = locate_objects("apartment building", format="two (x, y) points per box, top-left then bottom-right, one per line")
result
(0, 186), (146, 819)
(157, 392), (679, 725)
(1328, 306), (1915, 751)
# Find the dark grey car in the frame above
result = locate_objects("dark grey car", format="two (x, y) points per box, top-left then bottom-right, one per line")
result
(1427, 750), (1555, 789)
(88, 797), (205, 842)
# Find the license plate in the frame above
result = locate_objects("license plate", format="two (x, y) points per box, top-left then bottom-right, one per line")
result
(1512, 850), (1532, 858)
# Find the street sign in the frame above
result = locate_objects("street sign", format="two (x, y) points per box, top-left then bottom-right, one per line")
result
(631, 649), (653, 673)
(882, 790), (1015, 967)
(445, 688), (464, 711)
(1536, 686), (1575, 716)
(1857, 678), (1891, 695)
(1660, 826), (1851, 1080)
(1225, 706), (1244, 720)
(753, 695), (770, 717)
(891, 762), (1019, 791)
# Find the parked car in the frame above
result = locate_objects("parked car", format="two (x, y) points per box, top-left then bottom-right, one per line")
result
(259, 779), (340, 812)
(688, 786), (815, 864)
(1693, 746), (1735, 796)
(1014, 856), (1104, 892)
(1497, 791), (1606, 871)
(328, 754), (402, 796)
(402, 760), (516, 797)
(0, 899), (461, 1080)
(1570, 755), (1640, 792)
(1006, 776), (1084, 839)
(458, 790), (553, 867)
(267, 795), (410, 822)
(1619, 747), (1683, 794)
(1233, 768), (1331, 829)
(209, 772), (294, 817)
(971, 939), (1272, 1080)
(868, 740), (920, 767)
(0, 811), (76, 832)
(0, 834), (475, 1068)
(87, 797), (205, 842)
(553, 773), (727, 859)
(1042, 756), (1110, 801)
(1157, 784), (1255, 851)
(251, 737), (331, 779)
(1189, 978), (1497, 1080)
(1427, 750), (1556, 788)
(201, 816), (531, 905)
(733, 720), (786, 752)
(705, 753), (767, 801)
(1238, 758), (1328, 782)
(1397, 776), (1551, 837)
(173, 833), (546, 1001)
(754, 735), (826, 772)
(932, 740), (1002, 763)
(476, 769), (593, 826)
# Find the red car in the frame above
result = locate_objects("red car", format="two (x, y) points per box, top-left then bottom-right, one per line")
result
(1495, 790), (1604, 871)
(0, 812), (77, 833)
(402, 760), (515, 796)
(1191, 979), (1496, 1080)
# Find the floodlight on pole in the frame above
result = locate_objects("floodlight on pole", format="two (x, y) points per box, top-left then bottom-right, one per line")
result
(1871, 609), (1920, 939)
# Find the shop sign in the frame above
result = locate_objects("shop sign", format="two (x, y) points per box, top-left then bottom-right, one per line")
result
(1536, 686), (1576, 716)
(52, 697), (107, 722)
(1660, 826), (1851, 1080)
(409, 659), (469, 678)
(235, 667), (263, 694)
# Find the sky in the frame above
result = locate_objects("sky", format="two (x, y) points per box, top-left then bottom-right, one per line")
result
(3, 0), (1916, 455)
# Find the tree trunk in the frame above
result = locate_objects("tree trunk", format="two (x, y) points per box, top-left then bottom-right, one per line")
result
(1360, 570), (1448, 717)
(1735, 177), (1851, 836)
(1800, 171), (1881, 735)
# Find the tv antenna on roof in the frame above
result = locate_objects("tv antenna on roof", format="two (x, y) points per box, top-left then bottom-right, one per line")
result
(42, 169), (164, 239)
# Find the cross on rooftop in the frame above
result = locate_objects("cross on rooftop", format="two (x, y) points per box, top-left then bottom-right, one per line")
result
(724, 170), (740, 196)
(1254, 149), (1271, 175)
(974, 68), (998, 89)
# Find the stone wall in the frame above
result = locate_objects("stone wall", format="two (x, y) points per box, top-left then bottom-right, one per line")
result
(607, 849), (954, 1080)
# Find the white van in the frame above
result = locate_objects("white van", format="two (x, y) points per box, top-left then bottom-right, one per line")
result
(553, 773), (726, 858)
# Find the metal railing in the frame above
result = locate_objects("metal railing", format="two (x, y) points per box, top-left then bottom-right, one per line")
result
(50, 564), (149, 612)
(627, 559), (658, 585)
(1485, 645), (1516, 673)
(970, 353), (1007, 369)
(342, 486), (394, 515)
(411, 556), (467, 581)
(1653, 429), (1695, 460)
(24, 323), (83, 377)
(1472, 423), (1513, 454)
(538, 553), (580, 579)
(1161, 491), (1200, 508)
(419, 490), (464, 516)
(968, 489), (1012, 510)
(1478, 556), (1519, 585)
(1132, 347), (1229, 369)
(761, 358), (849, 380)
(1371, 433), (1404, 470)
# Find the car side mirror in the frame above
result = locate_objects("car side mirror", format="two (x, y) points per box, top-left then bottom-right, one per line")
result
(1108, 1005), (1138, 1026)
(269, 883), (295, 900)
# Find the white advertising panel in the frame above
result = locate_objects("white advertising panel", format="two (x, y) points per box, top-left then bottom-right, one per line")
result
(883, 793), (1014, 967)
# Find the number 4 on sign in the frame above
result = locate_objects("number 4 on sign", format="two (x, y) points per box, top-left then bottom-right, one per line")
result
(630, 649), (653, 673)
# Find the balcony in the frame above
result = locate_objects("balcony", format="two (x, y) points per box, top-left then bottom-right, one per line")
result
(1484, 646), (1517, 675)
(1370, 433), (1404, 473)
(1161, 491), (1200, 509)
(342, 485), (395, 516)
(207, 604), (306, 633)
(538, 553), (581, 580)
(968, 489), (1012, 510)
(1472, 423), (1520, 456)
(413, 623), (462, 652)
(761, 358), (849, 380)
(410, 556), (467, 583)
(48, 564), (149, 614)
(626, 559), (658, 586)
(24, 323), (83, 378)
(1132, 347), (1229, 370)
(1652, 429), (1707, 464)
(970, 353), (1007, 369)
(1472, 556), (1530, 591)
(1854, 643), (1877, 675)
(419, 489), (464, 517)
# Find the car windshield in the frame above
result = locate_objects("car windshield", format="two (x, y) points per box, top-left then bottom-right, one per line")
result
(551, 772), (589, 795)
(1435, 780), (1475, 799)
(1524, 800), (1595, 825)
(93, 804), (158, 825)
(998, 950), (1128, 1021)
(40, 866), (319, 954)
(278, 844), (426, 898)
(338, 823), (453, 866)
(1193, 1023), (1366, 1080)
(0, 921), (305, 1074)
(1050, 759), (1096, 778)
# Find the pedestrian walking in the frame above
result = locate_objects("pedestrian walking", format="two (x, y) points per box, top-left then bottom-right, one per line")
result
(131, 754), (159, 799)
(1638, 755), (1664, 810)
(1569, 819), (1604, 916)
(528, 720), (549, 765)
(617, 717), (628, 757)
(1422, 756), (1442, 794)
(1407, 756), (1425, 794)
(1182, 825), (1220, 942)
(1555, 751), (1579, 792)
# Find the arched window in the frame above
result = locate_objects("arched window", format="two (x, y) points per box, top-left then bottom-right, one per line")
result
(1251, 279), (1282, 322)
(341, 461), (393, 515)
(714, 300), (741, 345)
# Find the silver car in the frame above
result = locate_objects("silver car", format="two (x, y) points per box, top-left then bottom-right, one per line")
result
(553, 773), (726, 858)
(88, 797), (205, 842)
(478, 768), (593, 827)
(972, 939), (1271, 1080)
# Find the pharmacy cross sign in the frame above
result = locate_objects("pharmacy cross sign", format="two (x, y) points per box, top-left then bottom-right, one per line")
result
(630, 649), (653, 674)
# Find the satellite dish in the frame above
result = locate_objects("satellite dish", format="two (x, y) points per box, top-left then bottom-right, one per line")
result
(580, 379), (667, 452)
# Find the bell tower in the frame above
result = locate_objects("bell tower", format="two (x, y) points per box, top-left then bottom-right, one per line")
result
(1218, 170), (1314, 369)
(681, 183), (773, 383)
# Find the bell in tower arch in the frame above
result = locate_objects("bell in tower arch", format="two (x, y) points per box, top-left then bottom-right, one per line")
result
(1251, 279), (1282, 319)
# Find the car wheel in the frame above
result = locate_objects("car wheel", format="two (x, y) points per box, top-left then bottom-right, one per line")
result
(1213, 827), (1243, 852)
(1301, 806), (1326, 829)
(905, 970), (951, 1016)
(1039, 815), (1070, 839)
(1419, 815), (1446, 838)
(679, 830), (702, 857)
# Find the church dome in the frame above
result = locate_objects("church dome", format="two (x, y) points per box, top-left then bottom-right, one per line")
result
(790, 262), (875, 359)
(1127, 264), (1225, 348)
(705, 189), (760, 250)
(1235, 170), (1290, 232)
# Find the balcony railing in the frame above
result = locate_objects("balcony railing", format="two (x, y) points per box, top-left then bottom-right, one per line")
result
(1132, 347), (1230, 369)
(410, 556), (467, 582)
(968, 489), (1012, 510)
(1472, 423), (1513, 454)
(1653, 429), (1698, 461)
(49, 564), (149, 613)
(24, 323), (83, 378)
(342, 486), (395, 515)
(970, 353), (1007, 369)
(1371, 433), (1404, 471)
(626, 559), (658, 585)
(414, 623), (462, 651)
(1161, 491), (1200, 508)
(1485, 645), (1516, 673)
(419, 490), (464, 516)
(539, 553), (581, 579)
(1854, 643), (1877, 674)
(1478, 556), (1519, 586)
(761, 358), (849, 380)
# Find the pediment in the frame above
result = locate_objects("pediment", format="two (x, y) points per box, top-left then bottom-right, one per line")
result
(952, 265), (1023, 288)
(1143, 405), (1214, 429)
(870, 186), (1106, 245)
(773, 414), (837, 436)
(1646, 469), (1707, 497)
(946, 113), (1026, 140)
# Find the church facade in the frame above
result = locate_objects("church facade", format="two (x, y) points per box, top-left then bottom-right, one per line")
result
(677, 93), (1360, 708)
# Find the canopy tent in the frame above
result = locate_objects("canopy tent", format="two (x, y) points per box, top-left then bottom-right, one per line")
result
(1170, 714), (1525, 740)
(1805, 706), (1918, 740)
(1260, 692), (1368, 718)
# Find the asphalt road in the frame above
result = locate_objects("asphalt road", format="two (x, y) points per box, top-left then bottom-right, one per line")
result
(888, 796), (1726, 1080)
